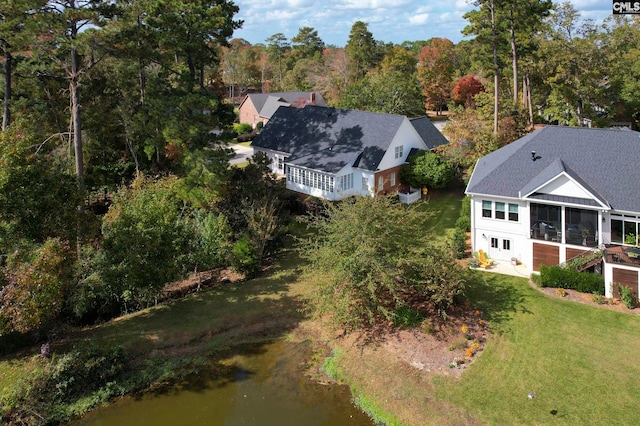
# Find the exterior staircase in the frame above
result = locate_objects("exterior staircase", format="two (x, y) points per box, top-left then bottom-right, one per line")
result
(560, 244), (605, 272)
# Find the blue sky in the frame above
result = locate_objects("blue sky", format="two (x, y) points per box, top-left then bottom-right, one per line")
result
(232, 0), (614, 46)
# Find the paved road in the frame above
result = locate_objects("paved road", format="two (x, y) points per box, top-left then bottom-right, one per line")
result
(229, 143), (254, 165)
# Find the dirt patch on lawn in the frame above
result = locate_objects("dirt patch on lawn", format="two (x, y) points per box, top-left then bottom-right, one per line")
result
(160, 267), (245, 301)
(301, 304), (490, 380)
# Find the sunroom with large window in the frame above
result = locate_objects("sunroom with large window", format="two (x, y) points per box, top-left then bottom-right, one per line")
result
(530, 202), (599, 247)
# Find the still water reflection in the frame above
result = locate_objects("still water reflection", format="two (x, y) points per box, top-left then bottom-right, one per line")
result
(70, 340), (373, 426)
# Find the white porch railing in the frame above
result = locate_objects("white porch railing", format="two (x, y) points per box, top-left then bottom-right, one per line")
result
(398, 189), (421, 204)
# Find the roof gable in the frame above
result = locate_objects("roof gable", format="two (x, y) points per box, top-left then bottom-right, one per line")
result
(521, 160), (609, 208)
(409, 117), (448, 149)
(466, 125), (640, 212)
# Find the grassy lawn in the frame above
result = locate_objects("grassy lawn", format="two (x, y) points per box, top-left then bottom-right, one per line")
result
(4, 191), (640, 425)
(434, 272), (640, 425)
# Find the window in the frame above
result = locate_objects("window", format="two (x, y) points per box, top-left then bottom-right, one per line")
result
(378, 176), (384, 190)
(490, 237), (499, 248)
(287, 167), (334, 192)
(503, 239), (511, 250)
(395, 145), (403, 159)
(277, 157), (283, 171)
(362, 177), (368, 191)
(482, 201), (492, 218)
(565, 207), (598, 246)
(508, 204), (519, 221)
(390, 172), (396, 186)
(338, 173), (354, 191)
(495, 202), (505, 219)
(611, 217), (624, 244)
(530, 203), (561, 240)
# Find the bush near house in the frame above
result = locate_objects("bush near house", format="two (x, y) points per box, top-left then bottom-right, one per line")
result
(539, 265), (604, 294)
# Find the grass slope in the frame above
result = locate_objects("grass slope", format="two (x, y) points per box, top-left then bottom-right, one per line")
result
(4, 192), (640, 425)
(436, 272), (640, 425)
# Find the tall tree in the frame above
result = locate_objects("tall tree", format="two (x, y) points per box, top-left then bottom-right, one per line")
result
(0, 0), (46, 130)
(290, 26), (324, 62)
(601, 15), (640, 126)
(222, 39), (260, 99)
(338, 47), (423, 116)
(417, 38), (455, 115)
(345, 21), (377, 83)
(265, 32), (289, 86)
(33, 0), (113, 202)
(537, 2), (608, 125)
(463, 0), (503, 135)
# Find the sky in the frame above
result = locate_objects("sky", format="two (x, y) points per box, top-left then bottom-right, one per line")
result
(231, 0), (614, 47)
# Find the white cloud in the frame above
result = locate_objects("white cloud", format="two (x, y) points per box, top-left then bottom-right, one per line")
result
(409, 13), (430, 25)
(232, 0), (615, 46)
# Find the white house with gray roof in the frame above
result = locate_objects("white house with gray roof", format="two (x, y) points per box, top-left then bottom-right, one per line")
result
(251, 105), (448, 201)
(466, 125), (640, 301)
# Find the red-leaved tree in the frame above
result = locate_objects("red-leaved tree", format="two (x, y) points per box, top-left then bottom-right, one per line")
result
(452, 75), (485, 108)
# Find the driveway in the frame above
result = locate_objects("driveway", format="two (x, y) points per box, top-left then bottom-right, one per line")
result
(229, 143), (254, 165)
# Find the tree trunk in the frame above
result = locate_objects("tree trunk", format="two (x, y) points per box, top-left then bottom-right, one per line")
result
(509, 13), (518, 105)
(526, 70), (534, 129)
(2, 50), (11, 131)
(70, 47), (85, 200)
(491, 0), (499, 136)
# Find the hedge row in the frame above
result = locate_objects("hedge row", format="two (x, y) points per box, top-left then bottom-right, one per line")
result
(539, 264), (604, 294)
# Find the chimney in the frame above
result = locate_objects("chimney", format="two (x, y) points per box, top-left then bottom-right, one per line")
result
(310, 92), (316, 104)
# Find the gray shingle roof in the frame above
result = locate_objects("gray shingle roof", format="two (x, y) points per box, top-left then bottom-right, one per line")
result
(251, 105), (406, 173)
(466, 125), (640, 212)
(409, 117), (448, 149)
(245, 92), (327, 119)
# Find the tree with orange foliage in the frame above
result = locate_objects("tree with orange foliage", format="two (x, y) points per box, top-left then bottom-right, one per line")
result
(452, 75), (485, 109)
(417, 38), (455, 116)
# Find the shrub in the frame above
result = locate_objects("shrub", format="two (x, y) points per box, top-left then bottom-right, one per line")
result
(3, 342), (129, 425)
(99, 176), (194, 312)
(236, 130), (257, 143)
(448, 228), (467, 259)
(190, 212), (232, 271)
(233, 123), (253, 135)
(393, 306), (425, 328)
(620, 285), (636, 309)
(230, 236), (260, 278)
(0, 239), (74, 334)
(399, 151), (455, 189)
(592, 292), (606, 305)
(455, 196), (471, 232)
(539, 265), (604, 295)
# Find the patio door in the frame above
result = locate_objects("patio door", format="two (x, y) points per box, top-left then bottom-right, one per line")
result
(489, 236), (513, 261)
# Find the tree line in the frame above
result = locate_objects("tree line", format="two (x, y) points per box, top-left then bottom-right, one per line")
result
(0, 0), (301, 338)
(223, 3), (639, 131)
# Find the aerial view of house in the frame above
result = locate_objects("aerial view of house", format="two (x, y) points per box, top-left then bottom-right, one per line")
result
(466, 125), (640, 300)
(251, 105), (448, 201)
(237, 91), (327, 129)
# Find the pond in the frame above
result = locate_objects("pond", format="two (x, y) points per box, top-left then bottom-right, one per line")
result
(70, 340), (374, 426)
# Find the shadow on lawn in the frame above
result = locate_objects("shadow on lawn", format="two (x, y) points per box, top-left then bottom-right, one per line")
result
(466, 272), (533, 333)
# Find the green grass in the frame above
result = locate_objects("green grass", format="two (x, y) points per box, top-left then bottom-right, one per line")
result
(435, 272), (640, 425)
(5, 191), (640, 425)
(414, 189), (464, 244)
(234, 141), (253, 147)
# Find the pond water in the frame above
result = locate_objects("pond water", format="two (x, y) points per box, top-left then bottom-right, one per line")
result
(70, 340), (374, 426)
